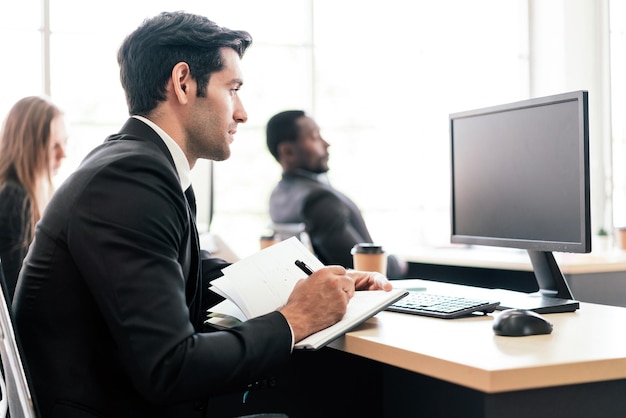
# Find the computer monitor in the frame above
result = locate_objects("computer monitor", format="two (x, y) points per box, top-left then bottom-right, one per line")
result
(449, 90), (590, 313)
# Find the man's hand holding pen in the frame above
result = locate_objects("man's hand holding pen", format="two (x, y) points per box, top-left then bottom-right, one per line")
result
(295, 259), (392, 292)
(280, 262), (393, 343)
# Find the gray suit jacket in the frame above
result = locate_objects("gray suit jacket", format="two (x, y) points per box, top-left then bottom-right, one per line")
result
(269, 171), (405, 278)
(13, 118), (293, 418)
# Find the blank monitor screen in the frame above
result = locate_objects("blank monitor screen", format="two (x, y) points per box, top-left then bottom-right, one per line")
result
(450, 90), (590, 253)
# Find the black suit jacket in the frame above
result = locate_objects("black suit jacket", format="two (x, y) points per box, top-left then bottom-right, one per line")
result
(13, 118), (293, 418)
(0, 179), (29, 302)
(269, 171), (405, 278)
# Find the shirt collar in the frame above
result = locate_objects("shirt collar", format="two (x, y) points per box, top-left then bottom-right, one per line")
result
(289, 169), (331, 186)
(132, 115), (191, 191)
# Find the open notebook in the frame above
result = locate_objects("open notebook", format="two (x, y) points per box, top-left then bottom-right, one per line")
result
(207, 237), (407, 350)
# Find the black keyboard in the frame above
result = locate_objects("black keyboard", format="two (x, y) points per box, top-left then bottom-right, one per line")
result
(386, 291), (500, 319)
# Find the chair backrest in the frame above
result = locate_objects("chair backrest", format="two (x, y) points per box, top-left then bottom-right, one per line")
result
(267, 222), (314, 254)
(0, 260), (37, 418)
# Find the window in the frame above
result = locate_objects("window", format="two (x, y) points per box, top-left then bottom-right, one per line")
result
(213, 0), (530, 257)
(308, 0), (528, 257)
(611, 0), (626, 228)
(9, 0), (603, 261)
(0, 0), (43, 115)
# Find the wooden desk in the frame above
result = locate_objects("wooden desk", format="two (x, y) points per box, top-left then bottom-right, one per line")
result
(211, 279), (626, 417)
(323, 279), (626, 417)
(401, 246), (626, 307)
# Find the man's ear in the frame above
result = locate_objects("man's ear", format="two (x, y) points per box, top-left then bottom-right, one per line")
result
(278, 142), (296, 160)
(171, 62), (192, 104)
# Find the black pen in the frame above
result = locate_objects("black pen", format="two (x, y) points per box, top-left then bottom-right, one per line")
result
(295, 259), (314, 275)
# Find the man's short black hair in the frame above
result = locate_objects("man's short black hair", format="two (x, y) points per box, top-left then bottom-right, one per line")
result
(117, 11), (252, 116)
(266, 110), (306, 161)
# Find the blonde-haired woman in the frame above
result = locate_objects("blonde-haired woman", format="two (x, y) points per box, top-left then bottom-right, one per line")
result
(0, 96), (67, 301)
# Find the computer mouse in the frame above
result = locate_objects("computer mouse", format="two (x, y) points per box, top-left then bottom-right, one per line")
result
(492, 308), (553, 337)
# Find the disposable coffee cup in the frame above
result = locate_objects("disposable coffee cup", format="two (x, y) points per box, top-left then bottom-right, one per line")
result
(617, 228), (626, 251)
(351, 243), (387, 275)
(260, 232), (279, 249)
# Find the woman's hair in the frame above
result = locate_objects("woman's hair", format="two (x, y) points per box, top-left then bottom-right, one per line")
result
(0, 95), (63, 245)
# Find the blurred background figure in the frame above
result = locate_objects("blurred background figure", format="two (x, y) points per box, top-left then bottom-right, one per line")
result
(0, 96), (68, 301)
(266, 110), (407, 279)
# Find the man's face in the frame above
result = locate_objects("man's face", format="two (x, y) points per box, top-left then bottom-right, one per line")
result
(294, 116), (329, 174)
(185, 48), (248, 163)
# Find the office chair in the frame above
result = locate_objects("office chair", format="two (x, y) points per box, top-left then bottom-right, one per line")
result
(0, 259), (37, 418)
(267, 222), (314, 254)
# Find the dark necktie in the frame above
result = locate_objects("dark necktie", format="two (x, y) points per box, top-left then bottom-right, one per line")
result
(184, 186), (202, 326)
(185, 186), (197, 217)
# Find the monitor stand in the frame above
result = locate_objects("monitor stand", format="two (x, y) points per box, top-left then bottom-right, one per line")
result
(493, 290), (579, 314)
(492, 250), (580, 314)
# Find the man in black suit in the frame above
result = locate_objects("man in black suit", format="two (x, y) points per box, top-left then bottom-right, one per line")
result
(267, 110), (407, 279)
(12, 12), (392, 418)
